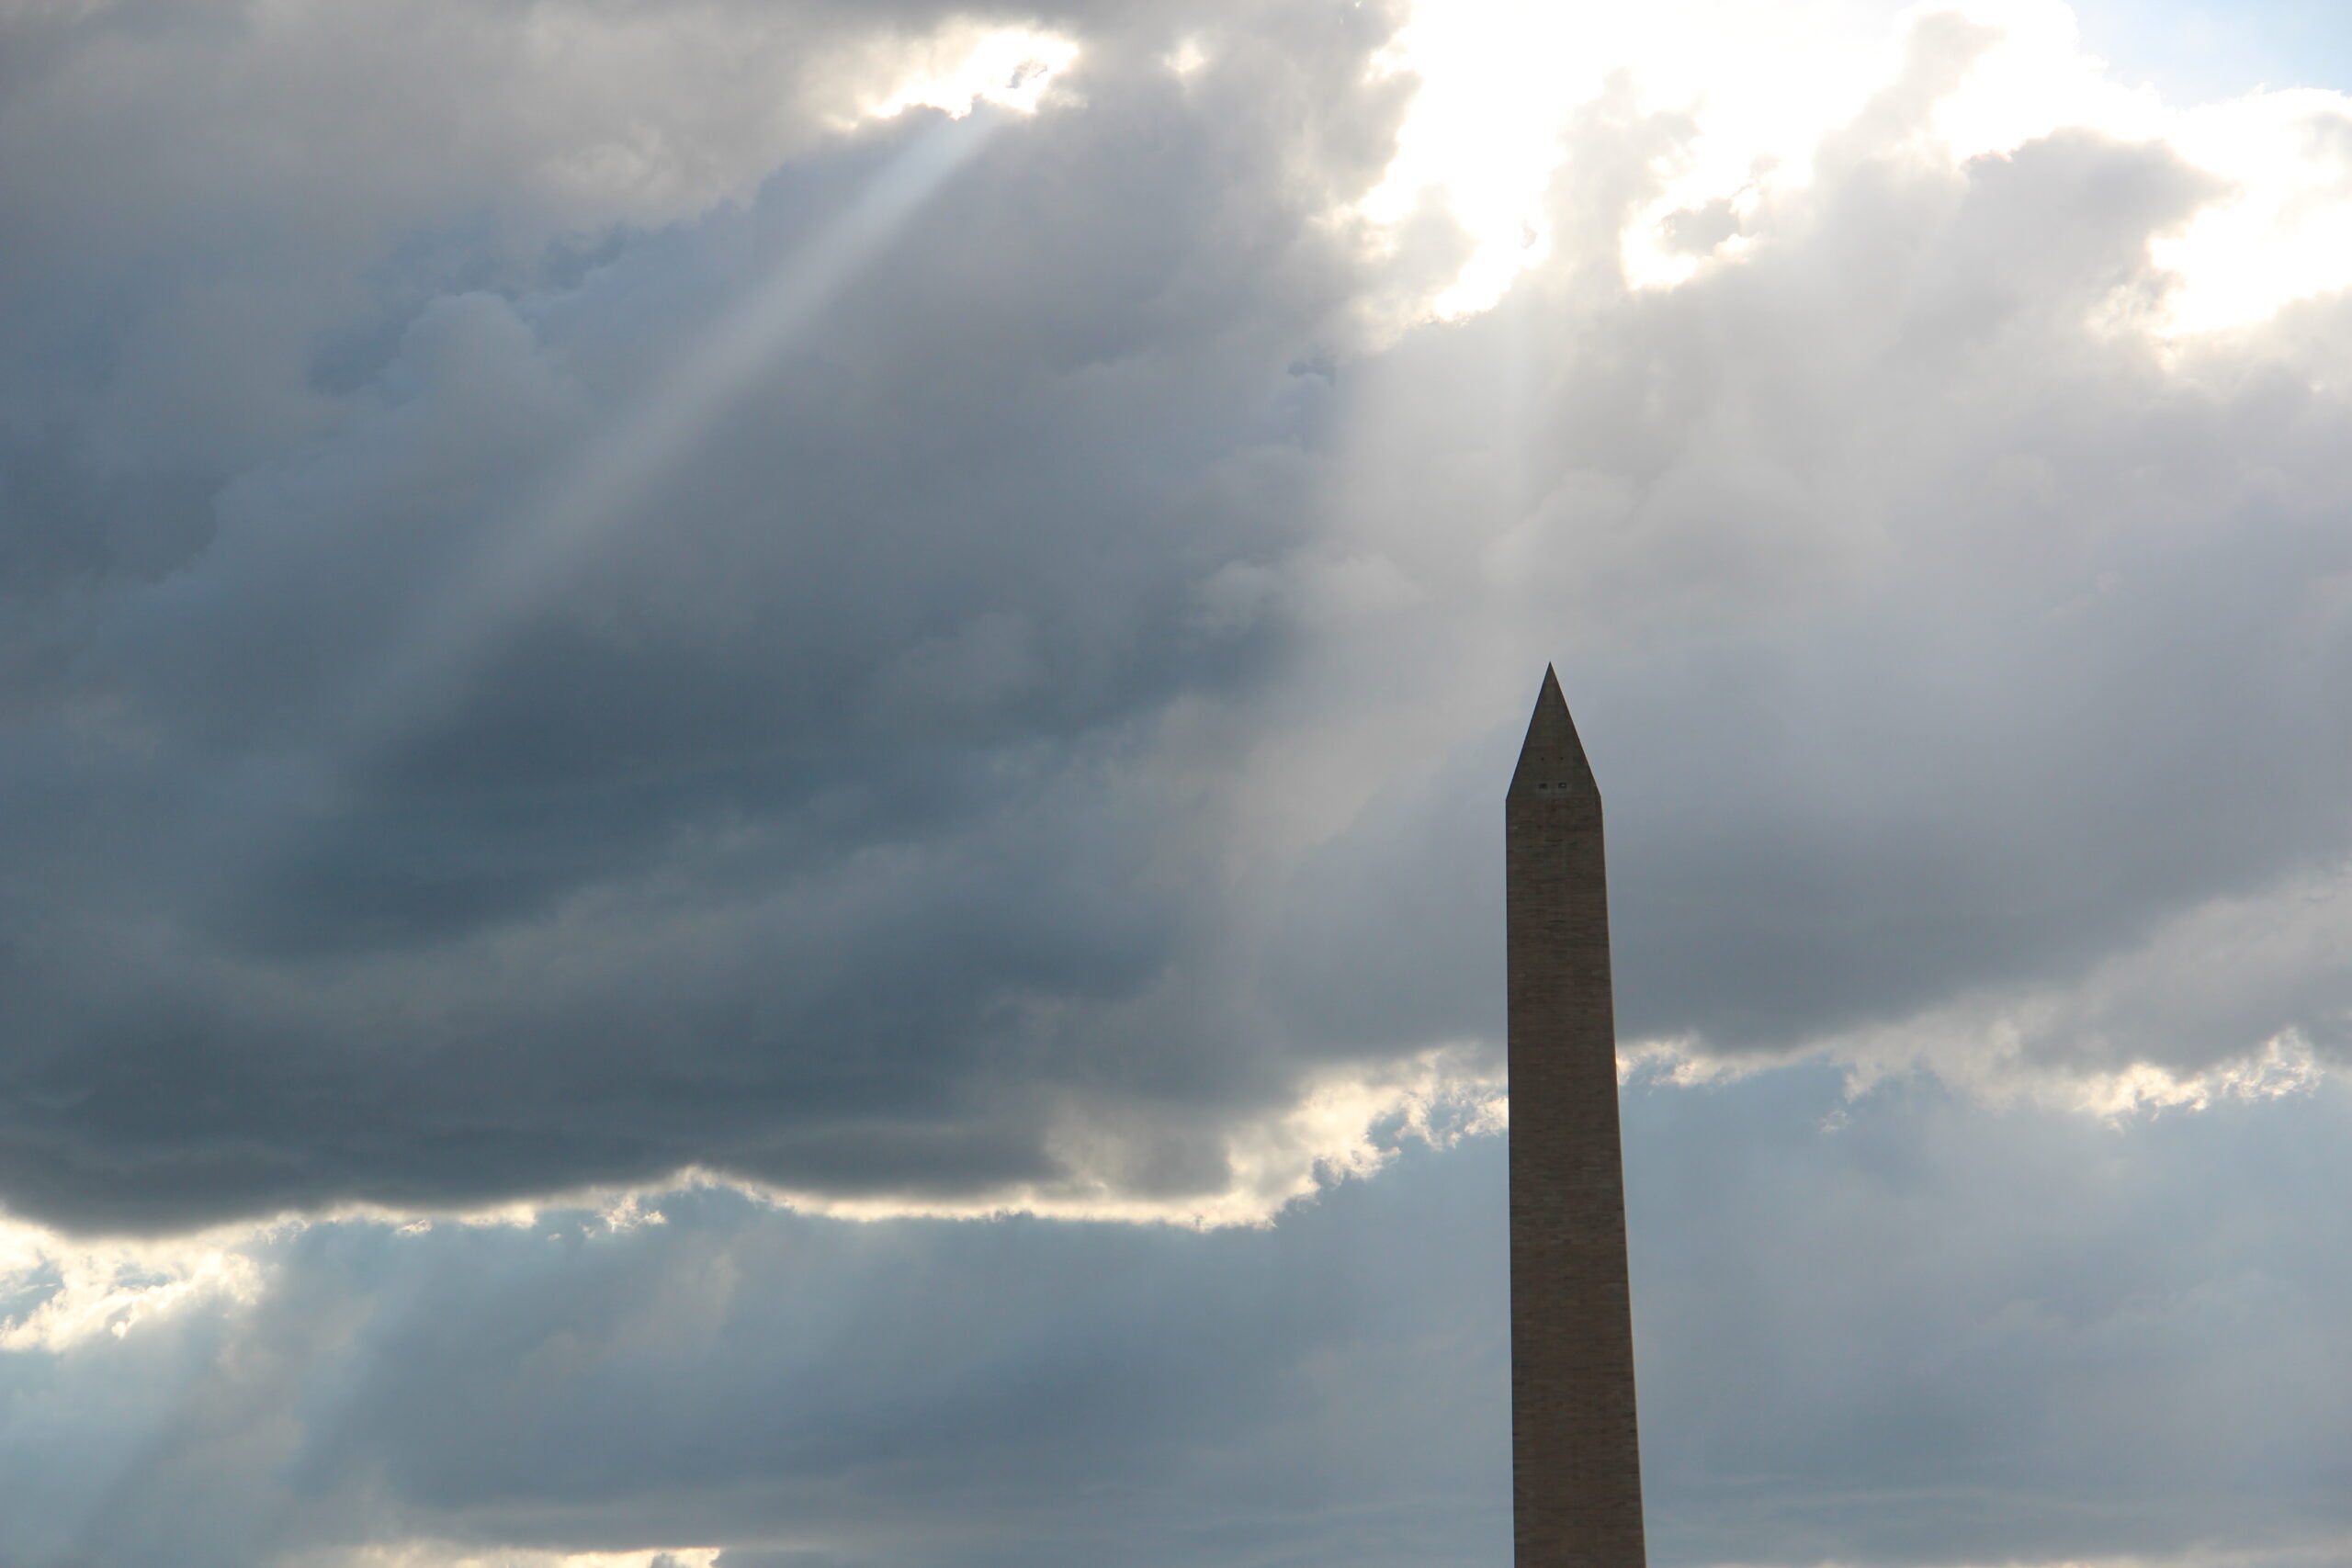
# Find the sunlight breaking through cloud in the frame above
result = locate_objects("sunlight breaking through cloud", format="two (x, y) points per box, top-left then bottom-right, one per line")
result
(1366, 0), (2352, 332)
(0, 1047), (1509, 1360)
(346, 113), (1000, 755)
(0, 1221), (266, 1352)
(870, 26), (1079, 119)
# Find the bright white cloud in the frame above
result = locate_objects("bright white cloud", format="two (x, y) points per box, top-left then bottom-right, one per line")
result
(0, 1219), (265, 1352)
(2155, 88), (2352, 332)
(1368, 0), (2352, 331)
(870, 26), (1079, 119)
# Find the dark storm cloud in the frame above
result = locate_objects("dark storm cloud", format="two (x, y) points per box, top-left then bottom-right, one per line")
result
(6, 0), (2352, 1235)
(0, 1), (1421, 1231)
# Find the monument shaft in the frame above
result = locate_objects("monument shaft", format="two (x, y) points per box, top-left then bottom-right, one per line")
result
(1507, 668), (1646, 1568)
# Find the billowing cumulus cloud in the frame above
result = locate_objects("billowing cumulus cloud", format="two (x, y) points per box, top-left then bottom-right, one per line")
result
(6, 0), (2352, 1562)
(10, 0), (2346, 1235)
(4, 0), (1424, 1231)
(1269, 2), (2352, 1096)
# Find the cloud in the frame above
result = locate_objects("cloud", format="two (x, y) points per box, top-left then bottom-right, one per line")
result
(0, 0), (1414, 1232)
(0, 1145), (1514, 1568)
(1623, 1071), (2352, 1568)
(1302, 18), (2352, 1093)
(2, 4), (2347, 1566)
(5, 1070), (2350, 1568)
(2, 0), (2348, 1271)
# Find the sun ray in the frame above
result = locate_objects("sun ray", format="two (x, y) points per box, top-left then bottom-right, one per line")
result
(344, 112), (1001, 753)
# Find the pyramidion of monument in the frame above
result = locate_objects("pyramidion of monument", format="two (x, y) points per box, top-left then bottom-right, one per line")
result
(1507, 665), (1600, 814)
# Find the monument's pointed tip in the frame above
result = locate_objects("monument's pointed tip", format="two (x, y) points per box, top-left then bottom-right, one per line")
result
(1510, 663), (1599, 806)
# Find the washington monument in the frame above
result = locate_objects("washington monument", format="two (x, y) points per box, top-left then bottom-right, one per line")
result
(1507, 667), (1646, 1568)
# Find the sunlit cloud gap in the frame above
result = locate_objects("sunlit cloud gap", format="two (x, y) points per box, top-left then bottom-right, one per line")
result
(1, 1015), (2324, 1357)
(0, 1047), (1505, 1355)
(0, 1033), (2329, 1362)
(1366, 0), (2352, 330)
(1363, 0), (1903, 317)
(871, 26), (1077, 119)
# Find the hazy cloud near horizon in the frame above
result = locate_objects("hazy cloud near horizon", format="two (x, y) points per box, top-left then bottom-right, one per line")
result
(5, 0), (2352, 1562)
(7, 1076), (2349, 1568)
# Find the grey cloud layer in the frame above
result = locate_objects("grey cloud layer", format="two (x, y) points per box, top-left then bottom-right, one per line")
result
(8, 1076), (2348, 1568)
(4, 0), (2350, 1240)
(1631, 1073), (2352, 1567)
(0, 1148), (1511, 1568)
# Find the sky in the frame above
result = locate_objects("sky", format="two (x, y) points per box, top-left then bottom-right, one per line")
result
(2, 0), (2350, 1564)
